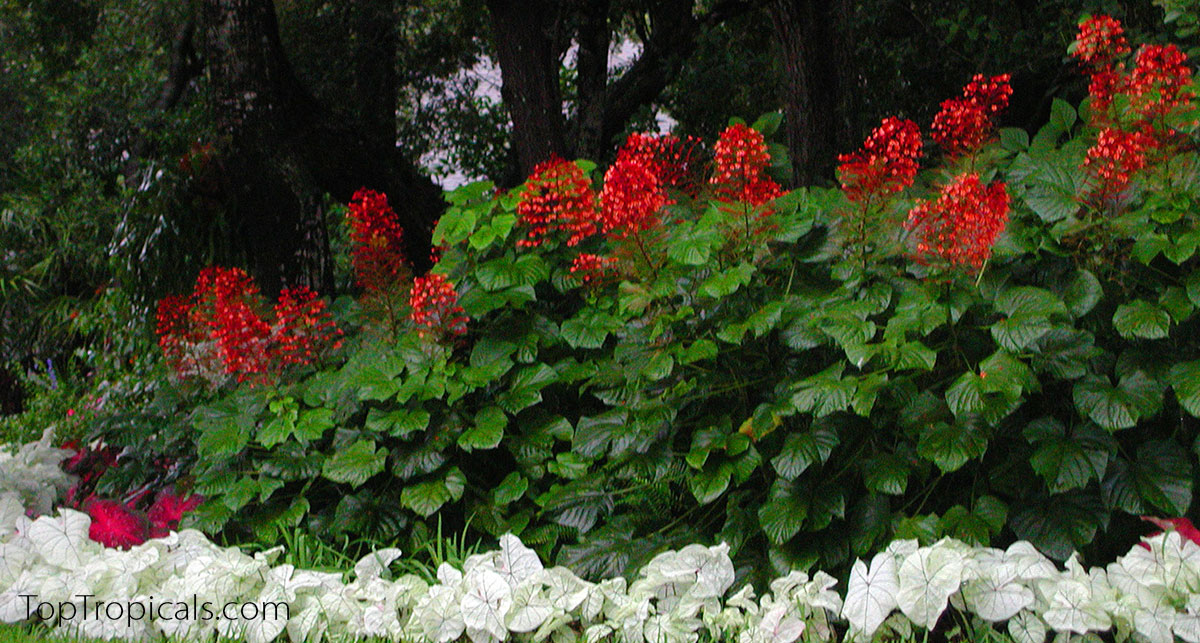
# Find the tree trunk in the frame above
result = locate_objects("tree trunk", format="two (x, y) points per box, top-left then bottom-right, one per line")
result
(770, 0), (855, 186)
(571, 0), (611, 161)
(200, 0), (439, 294)
(486, 0), (568, 180)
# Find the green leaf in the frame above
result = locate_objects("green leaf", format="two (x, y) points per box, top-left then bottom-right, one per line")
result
(458, 406), (507, 451)
(996, 286), (1069, 318)
(194, 398), (258, 458)
(771, 426), (839, 480)
(572, 411), (628, 458)
(1113, 301), (1171, 339)
(1134, 440), (1192, 515)
(547, 452), (589, 479)
(1169, 360), (1200, 417)
(1064, 270), (1103, 318)
(1009, 492), (1103, 560)
(294, 408), (335, 442)
(1073, 376), (1138, 430)
(946, 373), (986, 417)
(640, 352), (674, 381)
(917, 421), (987, 472)
(690, 462), (734, 504)
(1030, 438), (1109, 493)
(1049, 97), (1077, 132)
(401, 467), (465, 517)
(322, 439), (387, 487)
(493, 472), (528, 506)
(699, 262), (755, 298)
(999, 127), (1029, 152)
(862, 454), (910, 495)
(560, 309), (621, 349)
(666, 221), (722, 265)
(679, 339), (718, 364)
(751, 111), (783, 136)
(366, 407), (430, 438)
(758, 483), (809, 544)
(475, 255), (549, 291)
(991, 314), (1052, 352)
(790, 364), (855, 416)
(433, 207), (478, 245)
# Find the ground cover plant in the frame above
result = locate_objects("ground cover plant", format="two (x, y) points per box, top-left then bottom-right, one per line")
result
(4, 7), (1200, 643)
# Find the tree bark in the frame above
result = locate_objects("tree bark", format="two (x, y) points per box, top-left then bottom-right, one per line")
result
(769, 0), (855, 186)
(486, 0), (569, 179)
(200, 0), (440, 294)
(571, 0), (611, 161)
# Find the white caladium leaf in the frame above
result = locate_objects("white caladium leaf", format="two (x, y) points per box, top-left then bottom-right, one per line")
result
(28, 510), (93, 569)
(584, 623), (614, 643)
(1041, 579), (1111, 634)
(1121, 532), (1200, 590)
(354, 547), (403, 580)
(285, 605), (326, 643)
(962, 576), (1035, 621)
(1006, 541), (1059, 581)
(754, 603), (805, 643)
(885, 539), (919, 560)
(461, 568), (514, 640)
(0, 493), (24, 538)
(419, 585), (466, 643)
(1133, 601), (1177, 643)
(530, 608), (572, 643)
(0, 542), (32, 586)
(508, 581), (554, 633)
(1176, 613), (1200, 643)
(466, 625), (502, 643)
(896, 544), (965, 629)
(438, 562), (465, 588)
(799, 571), (844, 614)
(1009, 611), (1049, 643)
(544, 567), (590, 612)
(842, 552), (899, 638)
(497, 534), (543, 587)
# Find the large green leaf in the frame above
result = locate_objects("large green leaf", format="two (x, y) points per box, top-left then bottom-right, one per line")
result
(1009, 491), (1103, 560)
(1168, 360), (1200, 417)
(194, 396), (261, 458)
(862, 453), (910, 495)
(689, 462), (733, 504)
(322, 439), (387, 487)
(1029, 438), (1109, 493)
(917, 421), (987, 473)
(1113, 301), (1171, 339)
(1133, 440), (1192, 515)
(758, 482), (809, 544)
(458, 406), (507, 451)
(771, 426), (840, 480)
(560, 309), (622, 349)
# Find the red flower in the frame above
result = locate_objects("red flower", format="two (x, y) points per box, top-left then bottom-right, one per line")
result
(1072, 15), (1131, 69)
(931, 99), (991, 157)
(208, 268), (271, 379)
(147, 490), (204, 536)
(1083, 127), (1155, 200)
(569, 253), (618, 285)
(710, 123), (783, 206)
(963, 73), (1013, 116)
(904, 173), (1010, 269)
(1088, 67), (1126, 116)
(617, 133), (706, 197)
(271, 286), (342, 368)
(346, 188), (409, 292)
(515, 158), (599, 247)
(409, 273), (468, 338)
(599, 156), (667, 238)
(84, 498), (148, 550)
(837, 117), (923, 205)
(1128, 44), (1194, 122)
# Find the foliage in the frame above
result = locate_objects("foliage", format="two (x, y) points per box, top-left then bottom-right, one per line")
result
(3, 455), (1200, 643)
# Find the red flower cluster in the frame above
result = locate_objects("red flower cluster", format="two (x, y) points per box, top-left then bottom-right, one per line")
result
(599, 156), (668, 238)
(516, 158), (599, 247)
(709, 123), (783, 206)
(346, 188), (409, 292)
(409, 273), (468, 338)
(837, 117), (923, 205)
(1071, 15), (1131, 69)
(569, 253), (618, 285)
(1128, 44), (1194, 122)
(272, 286), (343, 368)
(84, 490), (204, 550)
(617, 133), (706, 197)
(931, 74), (1012, 157)
(1083, 127), (1155, 200)
(904, 173), (1010, 269)
(156, 267), (341, 384)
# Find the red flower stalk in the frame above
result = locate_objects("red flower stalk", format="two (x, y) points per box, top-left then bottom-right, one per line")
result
(617, 133), (707, 197)
(84, 498), (148, 550)
(599, 156), (668, 238)
(155, 295), (196, 375)
(409, 273), (468, 338)
(208, 267), (272, 380)
(1083, 127), (1155, 201)
(271, 286), (342, 367)
(1072, 15), (1131, 70)
(1128, 44), (1194, 123)
(346, 188), (409, 292)
(904, 173), (1010, 269)
(837, 117), (923, 205)
(569, 253), (618, 285)
(515, 157), (600, 247)
(932, 75), (1011, 158)
(1088, 67), (1126, 116)
(709, 123), (783, 206)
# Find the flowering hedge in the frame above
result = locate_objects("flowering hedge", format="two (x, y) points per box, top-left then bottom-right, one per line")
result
(4, 434), (1200, 643)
